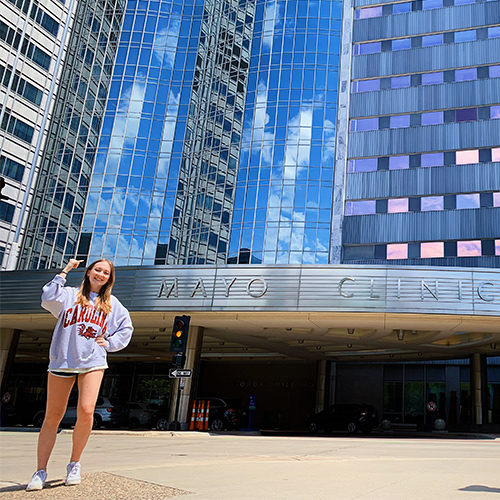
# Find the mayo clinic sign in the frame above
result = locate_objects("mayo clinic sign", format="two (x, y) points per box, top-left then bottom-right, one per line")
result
(1, 265), (499, 316)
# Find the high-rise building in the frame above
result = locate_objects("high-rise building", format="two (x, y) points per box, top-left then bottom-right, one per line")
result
(1, 0), (499, 430)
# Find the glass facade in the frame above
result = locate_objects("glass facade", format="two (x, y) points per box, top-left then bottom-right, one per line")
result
(2, 0), (498, 270)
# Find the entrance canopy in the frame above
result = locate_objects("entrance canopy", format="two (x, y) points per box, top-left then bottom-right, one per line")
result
(1, 264), (499, 363)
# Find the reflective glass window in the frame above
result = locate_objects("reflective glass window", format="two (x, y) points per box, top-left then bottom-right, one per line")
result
(422, 0), (443, 8)
(392, 38), (411, 51)
(421, 111), (443, 125)
(495, 193), (500, 207)
(345, 200), (376, 215)
(496, 240), (500, 256)
(455, 68), (477, 81)
(455, 30), (476, 43)
(393, 2), (412, 13)
(421, 242), (444, 258)
(492, 148), (500, 162)
(422, 34), (443, 47)
(355, 6), (383, 18)
(391, 76), (410, 89)
(456, 193), (480, 209)
(456, 108), (477, 122)
(390, 115), (409, 128)
(352, 79), (380, 93)
(421, 196), (444, 211)
(351, 118), (378, 131)
(422, 72), (443, 85)
(421, 153), (443, 167)
(387, 243), (408, 259)
(490, 106), (500, 119)
(490, 65), (500, 78)
(488, 27), (500, 39)
(457, 240), (481, 256)
(456, 149), (479, 164)
(388, 198), (409, 213)
(389, 156), (409, 170)
(354, 42), (381, 55)
(348, 158), (377, 172)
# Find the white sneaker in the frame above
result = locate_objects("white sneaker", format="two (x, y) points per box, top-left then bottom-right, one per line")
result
(26, 470), (47, 491)
(65, 461), (81, 486)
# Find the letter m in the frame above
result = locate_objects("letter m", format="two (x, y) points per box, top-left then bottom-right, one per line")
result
(158, 278), (178, 298)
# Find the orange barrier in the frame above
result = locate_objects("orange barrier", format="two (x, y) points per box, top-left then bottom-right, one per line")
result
(204, 400), (210, 430)
(189, 401), (197, 430)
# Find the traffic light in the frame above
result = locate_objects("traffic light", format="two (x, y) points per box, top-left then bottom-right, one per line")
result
(172, 352), (186, 368)
(170, 315), (190, 353)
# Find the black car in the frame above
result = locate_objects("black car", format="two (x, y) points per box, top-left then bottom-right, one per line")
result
(194, 397), (247, 431)
(306, 403), (379, 435)
(152, 397), (246, 431)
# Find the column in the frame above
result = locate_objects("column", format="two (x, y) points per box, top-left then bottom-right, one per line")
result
(315, 359), (327, 413)
(470, 353), (487, 426)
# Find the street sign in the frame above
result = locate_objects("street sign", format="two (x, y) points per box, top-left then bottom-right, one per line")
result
(427, 401), (437, 412)
(249, 395), (257, 410)
(169, 368), (192, 378)
(2, 392), (11, 404)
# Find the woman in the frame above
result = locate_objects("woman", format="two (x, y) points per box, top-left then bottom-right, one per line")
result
(27, 258), (133, 491)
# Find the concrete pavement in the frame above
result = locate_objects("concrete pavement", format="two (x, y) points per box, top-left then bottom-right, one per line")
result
(0, 429), (499, 499)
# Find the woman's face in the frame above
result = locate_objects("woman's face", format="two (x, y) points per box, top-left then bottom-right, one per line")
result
(87, 261), (112, 293)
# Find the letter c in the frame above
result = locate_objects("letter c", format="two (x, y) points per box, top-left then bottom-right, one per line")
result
(339, 277), (355, 298)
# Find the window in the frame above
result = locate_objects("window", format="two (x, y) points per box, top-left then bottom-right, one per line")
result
(355, 6), (382, 18)
(492, 148), (500, 162)
(351, 117), (378, 132)
(0, 202), (14, 223)
(455, 30), (476, 43)
(490, 106), (500, 119)
(422, 72), (443, 85)
(422, 0), (443, 9)
(352, 79), (380, 93)
(0, 155), (24, 181)
(455, 68), (477, 81)
(456, 194), (480, 209)
(393, 2), (411, 13)
(421, 153), (443, 167)
(421, 111), (443, 125)
(456, 108), (477, 122)
(348, 158), (377, 172)
(421, 242), (444, 258)
(421, 196), (444, 211)
(496, 240), (500, 256)
(345, 200), (376, 215)
(490, 65), (500, 78)
(392, 38), (411, 51)
(388, 198), (409, 213)
(387, 243), (408, 259)
(391, 76), (410, 89)
(354, 42), (381, 55)
(422, 34), (443, 47)
(457, 240), (481, 257)
(389, 156), (409, 170)
(390, 115), (410, 128)
(488, 27), (500, 39)
(456, 149), (479, 164)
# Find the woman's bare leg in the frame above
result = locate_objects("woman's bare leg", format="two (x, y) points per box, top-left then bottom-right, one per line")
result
(37, 374), (76, 470)
(70, 369), (104, 463)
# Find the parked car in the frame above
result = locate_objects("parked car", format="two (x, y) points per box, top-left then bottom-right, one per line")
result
(0, 399), (46, 427)
(306, 403), (379, 435)
(32, 396), (129, 429)
(127, 402), (155, 429)
(193, 397), (247, 431)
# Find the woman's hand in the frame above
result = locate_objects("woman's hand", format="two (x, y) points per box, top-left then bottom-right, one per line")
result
(61, 259), (84, 276)
(95, 335), (107, 348)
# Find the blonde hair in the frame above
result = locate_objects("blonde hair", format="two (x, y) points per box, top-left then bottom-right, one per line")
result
(75, 259), (115, 314)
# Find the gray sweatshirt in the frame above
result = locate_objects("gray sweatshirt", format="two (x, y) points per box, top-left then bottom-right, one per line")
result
(42, 275), (134, 371)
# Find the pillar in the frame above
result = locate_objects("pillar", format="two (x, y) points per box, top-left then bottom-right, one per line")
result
(470, 353), (487, 426)
(315, 360), (327, 413)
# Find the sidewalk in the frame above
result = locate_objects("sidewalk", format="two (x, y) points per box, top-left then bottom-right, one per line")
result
(1, 429), (499, 499)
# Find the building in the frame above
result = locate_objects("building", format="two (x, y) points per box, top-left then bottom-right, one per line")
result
(1, 0), (499, 431)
